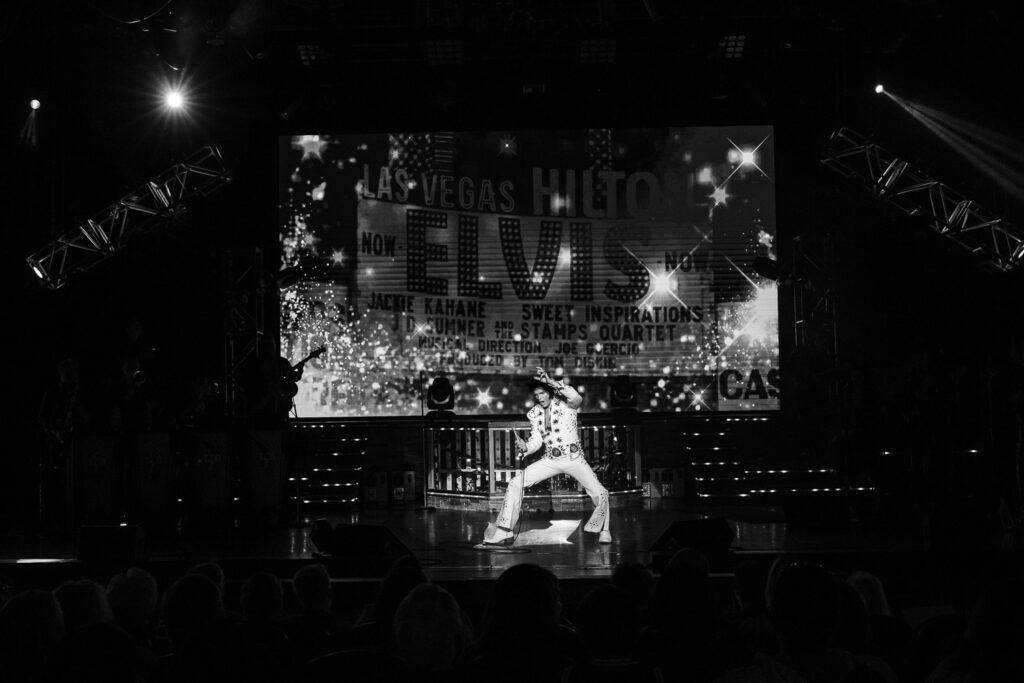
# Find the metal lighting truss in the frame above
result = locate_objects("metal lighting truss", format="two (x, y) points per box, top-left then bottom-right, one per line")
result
(26, 146), (231, 289)
(822, 127), (1024, 272)
(791, 232), (836, 353)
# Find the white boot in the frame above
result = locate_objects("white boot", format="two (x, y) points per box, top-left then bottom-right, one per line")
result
(484, 525), (514, 545)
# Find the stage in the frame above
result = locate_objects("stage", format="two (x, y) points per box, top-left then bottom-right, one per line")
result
(1, 497), (932, 580)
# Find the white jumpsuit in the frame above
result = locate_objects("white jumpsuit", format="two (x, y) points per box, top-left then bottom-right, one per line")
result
(494, 397), (609, 534)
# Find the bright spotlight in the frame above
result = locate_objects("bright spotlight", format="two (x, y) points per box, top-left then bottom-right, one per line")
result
(165, 90), (184, 109)
(740, 150), (755, 165)
(874, 84), (885, 94)
(29, 99), (41, 110)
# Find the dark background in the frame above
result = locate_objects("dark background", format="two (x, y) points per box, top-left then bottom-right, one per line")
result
(3, 1), (1023, 525)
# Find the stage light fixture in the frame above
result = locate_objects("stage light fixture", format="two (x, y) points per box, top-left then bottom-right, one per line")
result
(30, 99), (40, 110)
(427, 376), (456, 411)
(610, 375), (637, 410)
(28, 260), (47, 282)
(165, 90), (184, 109)
(874, 84), (885, 94)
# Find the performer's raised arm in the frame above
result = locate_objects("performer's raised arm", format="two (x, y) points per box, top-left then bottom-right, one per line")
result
(534, 367), (582, 409)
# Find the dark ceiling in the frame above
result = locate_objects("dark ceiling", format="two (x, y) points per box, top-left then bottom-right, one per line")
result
(3, 0), (1022, 287)
(6, 1), (1019, 131)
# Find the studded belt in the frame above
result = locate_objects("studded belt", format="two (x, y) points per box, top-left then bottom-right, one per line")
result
(545, 442), (582, 460)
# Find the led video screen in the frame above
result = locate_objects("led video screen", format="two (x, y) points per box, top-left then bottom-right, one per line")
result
(279, 127), (778, 417)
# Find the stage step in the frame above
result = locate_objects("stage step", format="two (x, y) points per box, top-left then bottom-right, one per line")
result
(672, 414), (875, 504)
(289, 422), (370, 512)
(691, 460), (843, 500)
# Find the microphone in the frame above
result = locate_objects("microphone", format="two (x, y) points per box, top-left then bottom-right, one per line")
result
(512, 429), (527, 460)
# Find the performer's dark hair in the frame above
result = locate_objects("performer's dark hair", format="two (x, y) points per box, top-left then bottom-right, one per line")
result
(528, 379), (551, 394)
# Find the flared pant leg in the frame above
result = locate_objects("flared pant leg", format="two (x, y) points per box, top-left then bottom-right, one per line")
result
(494, 455), (609, 533)
(495, 459), (564, 530)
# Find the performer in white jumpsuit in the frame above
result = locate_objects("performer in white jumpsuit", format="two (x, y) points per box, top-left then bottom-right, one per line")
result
(483, 368), (612, 545)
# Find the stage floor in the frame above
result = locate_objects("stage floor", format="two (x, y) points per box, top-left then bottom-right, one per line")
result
(1, 498), (929, 581)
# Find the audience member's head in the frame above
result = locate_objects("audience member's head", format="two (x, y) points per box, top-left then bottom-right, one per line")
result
(848, 570), (891, 617)
(370, 555), (427, 624)
(187, 561), (226, 597)
(964, 576), (1024, 655)
(162, 573), (225, 649)
(479, 563), (561, 649)
(240, 572), (283, 622)
(834, 578), (872, 655)
(652, 547), (713, 631)
(293, 563), (332, 613)
(0, 589), (64, 661)
(923, 576), (1024, 681)
(107, 567), (159, 634)
(54, 579), (112, 631)
(611, 562), (655, 614)
(733, 560), (770, 616)
(394, 583), (472, 671)
(666, 547), (711, 575)
(576, 585), (637, 660)
(768, 562), (839, 654)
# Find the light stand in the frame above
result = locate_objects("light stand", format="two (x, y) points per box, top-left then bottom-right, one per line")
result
(417, 372), (435, 512)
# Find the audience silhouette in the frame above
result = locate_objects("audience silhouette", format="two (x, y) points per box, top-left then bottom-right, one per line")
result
(465, 562), (576, 682)
(280, 563), (346, 664)
(394, 583), (474, 679)
(1, 547), (1021, 682)
(0, 589), (65, 683)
